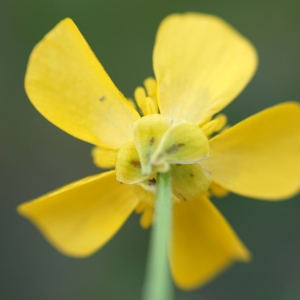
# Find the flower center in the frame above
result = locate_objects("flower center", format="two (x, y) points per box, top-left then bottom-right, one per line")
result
(92, 79), (229, 227)
(116, 113), (211, 190)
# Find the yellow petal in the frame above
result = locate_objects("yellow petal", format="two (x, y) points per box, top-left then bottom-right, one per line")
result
(91, 147), (117, 168)
(171, 164), (212, 201)
(202, 102), (300, 200)
(170, 196), (250, 289)
(25, 18), (139, 148)
(151, 121), (209, 166)
(153, 13), (257, 124)
(17, 171), (137, 257)
(115, 139), (149, 184)
(133, 114), (172, 174)
(127, 97), (138, 110)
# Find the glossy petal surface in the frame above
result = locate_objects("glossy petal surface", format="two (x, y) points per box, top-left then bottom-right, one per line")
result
(202, 102), (300, 199)
(25, 18), (139, 148)
(154, 13), (257, 124)
(171, 196), (250, 289)
(18, 171), (137, 257)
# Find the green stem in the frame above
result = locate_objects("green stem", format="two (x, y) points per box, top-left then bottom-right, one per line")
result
(142, 172), (173, 300)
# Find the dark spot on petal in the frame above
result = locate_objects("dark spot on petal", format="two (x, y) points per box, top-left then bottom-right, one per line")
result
(130, 160), (141, 168)
(149, 137), (155, 146)
(190, 173), (194, 177)
(120, 182), (124, 184)
(156, 153), (164, 160)
(166, 143), (185, 154)
(99, 96), (105, 101)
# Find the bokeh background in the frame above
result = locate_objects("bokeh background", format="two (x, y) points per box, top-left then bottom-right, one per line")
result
(1, 0), (300, 299)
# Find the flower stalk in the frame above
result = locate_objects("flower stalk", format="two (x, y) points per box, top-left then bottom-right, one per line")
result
(142, 172), (173, 300)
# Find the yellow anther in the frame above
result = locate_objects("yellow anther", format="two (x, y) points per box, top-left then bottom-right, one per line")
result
(201, 114), (228, 137)
(140, 205), (154, 229)
(133, 184), (155, 207)
(133, 78), (159, 115)
(134, 86), (158, 115)
(214, 114), (227, 132)
(145, 97), (158, 115)
(210, 181), (229, 197)
(144, 77), (157, 99)
(134, 87), (147, 108)
(201, 120), (219, 136)
(135, 201), (146, 213)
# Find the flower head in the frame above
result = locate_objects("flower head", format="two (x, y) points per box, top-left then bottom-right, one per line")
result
(18, 13), (300, 289)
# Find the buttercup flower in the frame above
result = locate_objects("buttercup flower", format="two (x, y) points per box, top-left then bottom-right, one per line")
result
(18, 13), (300, 289)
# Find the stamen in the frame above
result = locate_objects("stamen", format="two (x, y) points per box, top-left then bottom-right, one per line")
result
(214, 114), (227, 131)
(133, 78), (159, 115)
(135, 199), (154, 229)
(210, 181), (229, 197)
(135, 201), (146, 213)
(140, 206), (154, 229)
(133, 184), (155, 206)
(201, 113), (228, 137)
(201, 120), (218, 136)
(134, 87), (147, 108)
(144, 77), (157, 99)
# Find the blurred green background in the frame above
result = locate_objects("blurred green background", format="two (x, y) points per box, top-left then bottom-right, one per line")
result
(1, 0), (300, 299)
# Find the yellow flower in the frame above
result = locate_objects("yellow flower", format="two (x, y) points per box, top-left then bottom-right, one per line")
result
(18, 13), (300, 290)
